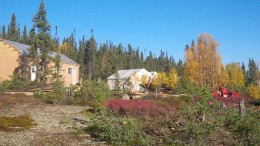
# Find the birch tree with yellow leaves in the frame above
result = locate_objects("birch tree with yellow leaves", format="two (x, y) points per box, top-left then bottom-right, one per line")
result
(184, 33), (223, 91)
(152, 72), (167, 88)
(226, 62), (245, 87)
(166, 68), (179, 89)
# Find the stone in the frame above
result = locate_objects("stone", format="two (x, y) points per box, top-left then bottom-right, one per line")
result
(121, 94), (130, 100)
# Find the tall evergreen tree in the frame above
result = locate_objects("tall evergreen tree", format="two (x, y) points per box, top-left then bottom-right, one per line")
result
(32, 0), (52, 85)
(241, 62), (247, 86)
(7, 13), (19, 41)
(17, 23), (21, 41)
(59, 32), (78, 60)
(85, 31), (97, 80)
(21, 25), (28, 44)
(247, 58), (260, 86)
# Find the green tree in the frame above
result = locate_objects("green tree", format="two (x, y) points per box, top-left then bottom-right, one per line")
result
(246, 58), (260, 86)
(85, 32), (97, 80)
(59, 32), (78, 61)
(32, 0), (52, 85)
(1, 25), (6, 38)
(115, 71), (121, 91)
(7, 13), (19, 41)
(51, 54), (62, 82)
(21, 25), (28, 44)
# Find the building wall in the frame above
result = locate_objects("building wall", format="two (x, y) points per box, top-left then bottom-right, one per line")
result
(131, 69), (151, 91)
(107, 69), (152, 91)
(0, 40), (79, 86)
(0, 41), (20, 81)
(61, 63), (79, 87)
(47, 62), (79, 87)
(107, 79), (116, 90)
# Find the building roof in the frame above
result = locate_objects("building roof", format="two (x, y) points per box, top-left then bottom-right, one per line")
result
(1, 39), (79, 65)
(107, 69), (146, 80)
(5, 39), (30, 55)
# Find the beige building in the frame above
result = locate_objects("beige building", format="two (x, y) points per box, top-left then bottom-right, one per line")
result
(0, 39), (79, 87)
(107, 68), (156, 91)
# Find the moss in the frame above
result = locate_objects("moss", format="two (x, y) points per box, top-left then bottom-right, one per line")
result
(0, 115), (35, 132)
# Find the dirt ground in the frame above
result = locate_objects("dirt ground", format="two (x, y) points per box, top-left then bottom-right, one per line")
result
(0, 94), (106, 146)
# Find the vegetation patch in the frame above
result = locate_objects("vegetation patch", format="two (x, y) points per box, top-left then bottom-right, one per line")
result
(0, 115), (35, 132)
(105, 99), (175, 117)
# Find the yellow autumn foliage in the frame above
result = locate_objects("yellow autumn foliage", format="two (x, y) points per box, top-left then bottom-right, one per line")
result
(247, 85), (260, 99)
(226, 62), (245, 86)
(140, 75), (148, 86)
(166, 68), (178, 89)
(184, 33), (223, 90)
(152, 72), (167, 87)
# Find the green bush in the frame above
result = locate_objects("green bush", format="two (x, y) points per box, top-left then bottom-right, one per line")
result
(86, 111), (150, 145)
(45, 80), (67, 104)
(75, 80), (111, 109)
(172, 86), (224, 145)
(176, 77), (199, 95)
(0, 80), (11, 93)
(8, 75), (31, 90)
(32, 80), (67, 104)
(224, 109), (260, 145)
(33, 90), (45, 98)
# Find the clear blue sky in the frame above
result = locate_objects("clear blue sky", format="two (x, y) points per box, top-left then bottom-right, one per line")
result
(1, 0), (260, 65)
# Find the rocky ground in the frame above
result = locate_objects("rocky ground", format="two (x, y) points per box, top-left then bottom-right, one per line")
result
(0, 95), (106, 146)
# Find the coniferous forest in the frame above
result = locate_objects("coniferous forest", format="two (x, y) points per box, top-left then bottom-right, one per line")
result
(0, 12), (184, 81)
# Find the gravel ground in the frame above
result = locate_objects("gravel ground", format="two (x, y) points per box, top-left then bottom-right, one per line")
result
(0, 103), (106, 146)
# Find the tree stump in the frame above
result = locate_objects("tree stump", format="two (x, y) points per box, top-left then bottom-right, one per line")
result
(239, 99), (246, 117)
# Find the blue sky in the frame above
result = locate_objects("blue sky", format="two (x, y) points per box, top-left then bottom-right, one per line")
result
(1, 0), (260, 65)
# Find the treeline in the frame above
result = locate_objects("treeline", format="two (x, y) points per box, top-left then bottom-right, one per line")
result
(0, 2), (183, 81)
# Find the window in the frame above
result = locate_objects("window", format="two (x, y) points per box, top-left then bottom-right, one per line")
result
(31, 66), (36, 73)
(68, 68), (72, 74)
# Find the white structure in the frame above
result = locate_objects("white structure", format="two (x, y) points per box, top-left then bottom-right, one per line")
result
(107, 69), (156, 91)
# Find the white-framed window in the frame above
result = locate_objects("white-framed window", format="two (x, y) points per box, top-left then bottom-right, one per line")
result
(32, 67), (36, 73)
(68, 67), (72, 74)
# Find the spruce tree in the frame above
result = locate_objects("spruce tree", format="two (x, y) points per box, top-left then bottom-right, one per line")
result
(17, 23), (21, 41)
(241, 62), (247, 86)
(7, 13), (19, 41)
(21, 26), (28, 44)
(247, 58), (259, 86)
(85, 31), (97, 80)
(32, 0), (52, 85)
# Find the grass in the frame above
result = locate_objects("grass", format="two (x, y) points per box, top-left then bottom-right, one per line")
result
(0, 93), (44, 108)
(0, 115), (35, 132)
(59, 117), (70, 125)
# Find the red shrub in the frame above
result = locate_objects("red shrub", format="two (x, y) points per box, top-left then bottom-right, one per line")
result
(105, 99), (176, 116)
(213, 94), (241, 108)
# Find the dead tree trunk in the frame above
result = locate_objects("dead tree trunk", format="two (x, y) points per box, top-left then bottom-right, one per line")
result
(239, 99), (246, 117)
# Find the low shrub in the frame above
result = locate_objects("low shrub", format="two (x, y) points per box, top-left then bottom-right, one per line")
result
(8, 76), (31, 91)
(75, 80), (111, 110)
(213, 95), (241, 108)
(85, 111), (152, 145)
(0, 115), (35, 132)
(176, 77), (198, 95)
(224, 109), (260, 145)
(0, 80), (11, 93)
(105, 99), (175, 117)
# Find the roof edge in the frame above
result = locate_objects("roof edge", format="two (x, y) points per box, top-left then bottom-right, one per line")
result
(0, 38), (22, 53)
